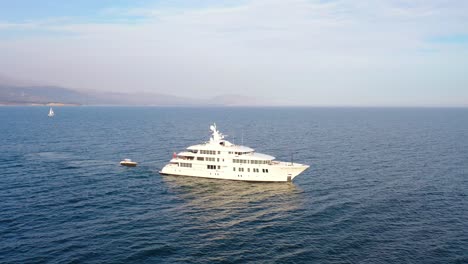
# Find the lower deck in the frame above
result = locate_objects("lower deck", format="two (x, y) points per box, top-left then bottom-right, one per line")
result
(160, 162), (309, 182)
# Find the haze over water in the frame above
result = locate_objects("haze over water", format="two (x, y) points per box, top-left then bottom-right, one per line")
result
(1, 107), (467, 263)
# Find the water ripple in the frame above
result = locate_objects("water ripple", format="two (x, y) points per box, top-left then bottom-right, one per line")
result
(0, 107), (467, 263)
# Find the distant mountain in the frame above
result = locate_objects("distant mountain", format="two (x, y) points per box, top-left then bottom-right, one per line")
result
(0, 84), (201, 106)
(0, 74), (268, 106)
(0, 85), (89, 105)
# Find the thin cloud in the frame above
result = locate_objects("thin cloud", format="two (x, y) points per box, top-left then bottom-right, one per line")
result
(0, 0), (467, 106)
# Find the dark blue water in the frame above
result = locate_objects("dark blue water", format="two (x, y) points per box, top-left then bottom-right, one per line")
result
(1, 107), (467, 264)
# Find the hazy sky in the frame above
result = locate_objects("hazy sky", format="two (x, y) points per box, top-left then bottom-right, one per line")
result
(1, 0), (467, 106)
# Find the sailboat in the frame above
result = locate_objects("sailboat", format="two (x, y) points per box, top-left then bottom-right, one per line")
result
(48, 107), (55, 117)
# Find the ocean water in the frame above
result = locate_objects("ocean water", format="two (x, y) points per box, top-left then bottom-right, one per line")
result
(0, 107), (467, 264)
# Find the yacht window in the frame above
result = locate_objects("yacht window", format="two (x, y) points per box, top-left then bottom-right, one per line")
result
(233, 167), (236, 171)
(197, 157), (204, 161)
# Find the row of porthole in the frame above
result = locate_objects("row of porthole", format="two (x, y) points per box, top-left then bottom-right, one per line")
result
(233, 168), (269, 173)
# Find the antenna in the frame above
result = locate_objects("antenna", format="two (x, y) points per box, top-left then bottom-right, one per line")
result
(241, 130), (244, 146)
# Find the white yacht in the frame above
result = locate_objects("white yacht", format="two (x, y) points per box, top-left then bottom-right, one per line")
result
(160, 124), (309, 182)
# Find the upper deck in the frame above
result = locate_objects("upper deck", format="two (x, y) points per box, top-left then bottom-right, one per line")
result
(176, 124), (275, 160)
(187, 143), (254, 153)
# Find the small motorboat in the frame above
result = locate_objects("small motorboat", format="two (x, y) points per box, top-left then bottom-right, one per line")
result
(120, 159), (137, 167)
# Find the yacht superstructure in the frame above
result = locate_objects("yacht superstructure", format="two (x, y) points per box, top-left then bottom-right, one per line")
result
(160, 124), (309, 182)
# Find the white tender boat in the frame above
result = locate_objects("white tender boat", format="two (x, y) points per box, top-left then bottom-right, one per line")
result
(160, 124), (309, 182)
(120, 159), (137, 167)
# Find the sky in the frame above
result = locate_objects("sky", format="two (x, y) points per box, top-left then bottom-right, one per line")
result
(0, 0), (467, 106)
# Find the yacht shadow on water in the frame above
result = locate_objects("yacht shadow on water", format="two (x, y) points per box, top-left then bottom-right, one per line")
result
(160, 174), (305, 227)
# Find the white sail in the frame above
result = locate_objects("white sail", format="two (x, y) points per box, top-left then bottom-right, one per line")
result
(48, 107), (55, 117)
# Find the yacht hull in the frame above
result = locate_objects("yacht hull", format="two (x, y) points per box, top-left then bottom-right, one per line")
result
(159, 163), (309, 182)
